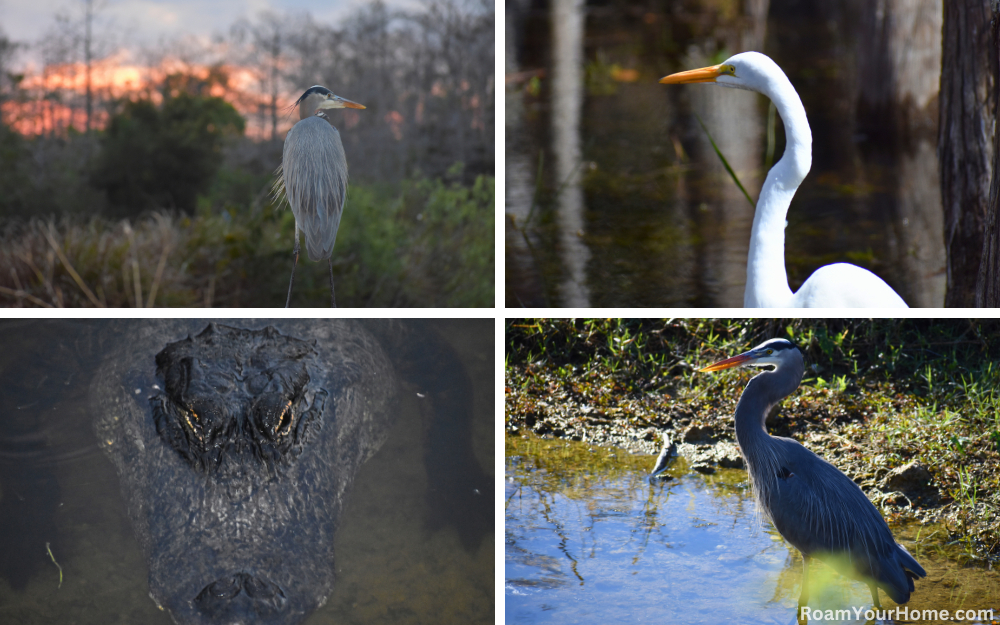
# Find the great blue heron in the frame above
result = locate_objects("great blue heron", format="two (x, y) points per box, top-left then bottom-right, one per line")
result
(274, 85), (365, 308)
(688, 338), (925, 617)
(660, 52), (907, 308)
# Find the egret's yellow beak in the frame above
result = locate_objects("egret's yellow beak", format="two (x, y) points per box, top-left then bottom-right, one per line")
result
(659, 64), (728, 85)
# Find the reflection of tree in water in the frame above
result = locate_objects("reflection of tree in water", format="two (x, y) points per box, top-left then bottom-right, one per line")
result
(506, 434), (765, 586)
(506, 433), (999, 623)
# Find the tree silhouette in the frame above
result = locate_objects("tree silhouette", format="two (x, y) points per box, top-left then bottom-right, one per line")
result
(92, 80), (245, 216)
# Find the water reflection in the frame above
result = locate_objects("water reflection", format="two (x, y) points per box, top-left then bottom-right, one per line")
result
(682, 53), (762, 305)
(682, 3), (768, 305)
(0, 320), (493, 625)
(893, 141), (947, 307)
(551, 0), (590, 307)
(505, 0), (543, 304)
(505, 435), (1000, 624)
(505, 0), (947, 307)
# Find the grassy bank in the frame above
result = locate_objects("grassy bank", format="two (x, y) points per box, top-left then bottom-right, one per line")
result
(505, 318), (1000, 561)
(0, 174), (494, 308)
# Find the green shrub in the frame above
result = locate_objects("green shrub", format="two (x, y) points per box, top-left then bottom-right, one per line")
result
(91, 91), (245, 216)
(0, 174), (494, 308)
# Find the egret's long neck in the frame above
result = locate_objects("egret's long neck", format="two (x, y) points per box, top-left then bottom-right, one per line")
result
(744, 73), (812, 308)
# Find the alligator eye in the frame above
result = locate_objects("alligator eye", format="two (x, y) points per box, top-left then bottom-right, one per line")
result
(183, 407), (204, 441)
(274, 400), (293, 436)
(254, 396), (295, 439)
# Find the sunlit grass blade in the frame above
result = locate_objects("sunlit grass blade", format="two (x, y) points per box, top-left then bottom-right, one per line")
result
(694, 112), (755, 210)
(764, 100), (776, 172)
(46, 542), (62, 589)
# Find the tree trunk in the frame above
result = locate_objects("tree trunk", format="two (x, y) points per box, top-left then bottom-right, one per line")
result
(976, 3), (1000, 305)
(939, 0), (994, 307)
(270, 30), (279, 141)
(853, 0), (945, 306)
(85, 0), (93, 134)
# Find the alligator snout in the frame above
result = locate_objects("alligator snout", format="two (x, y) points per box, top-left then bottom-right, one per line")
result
(194, 572), (287, 620)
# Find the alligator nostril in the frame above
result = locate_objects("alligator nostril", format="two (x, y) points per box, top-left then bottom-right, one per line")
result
(197, 574), (243, 602)
(194, 573), (286, 617)
(243, 574), (287, 608)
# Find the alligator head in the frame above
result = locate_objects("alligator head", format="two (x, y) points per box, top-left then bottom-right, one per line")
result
(94, 321), (397, 625)
(150, 324), (327, 477)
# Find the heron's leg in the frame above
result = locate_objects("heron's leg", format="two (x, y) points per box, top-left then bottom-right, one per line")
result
(285, 230), (300, 308)
(868, 582), (882, 609)
(328, 257), (336, 307)
(797, 554), (809, 624)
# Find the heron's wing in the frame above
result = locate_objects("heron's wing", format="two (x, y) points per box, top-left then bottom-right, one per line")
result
(281, 117), (349, 262)
(767, 438), (923, 602)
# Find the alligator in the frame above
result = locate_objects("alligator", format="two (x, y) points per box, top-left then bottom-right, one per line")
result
(91, 319), (489, 625)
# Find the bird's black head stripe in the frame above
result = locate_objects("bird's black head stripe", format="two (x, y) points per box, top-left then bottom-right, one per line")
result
(758, 338), (796, 352)
(295, 85), (332, 106)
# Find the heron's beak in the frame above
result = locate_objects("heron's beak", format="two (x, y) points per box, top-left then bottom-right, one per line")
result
(699, 351), (754, 372)
(319, 96), (367, 110)
(659, 64), (726, 85)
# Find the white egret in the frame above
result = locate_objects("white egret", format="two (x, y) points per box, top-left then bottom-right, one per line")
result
(661, 52), (909, 308)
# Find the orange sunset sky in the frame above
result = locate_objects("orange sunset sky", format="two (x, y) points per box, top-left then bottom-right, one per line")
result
(0, 0), (423, 138)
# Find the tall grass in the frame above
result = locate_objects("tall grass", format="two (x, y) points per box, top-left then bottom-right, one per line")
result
(0, 174), (494, 308)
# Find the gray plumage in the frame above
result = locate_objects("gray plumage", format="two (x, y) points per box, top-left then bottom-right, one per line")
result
(700, 338), (925, 612)
(279, 115), (347, 261)
(274, 85), (365, 307)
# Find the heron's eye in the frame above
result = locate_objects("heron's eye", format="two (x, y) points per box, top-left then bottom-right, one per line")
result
(766, 349), (773, 355)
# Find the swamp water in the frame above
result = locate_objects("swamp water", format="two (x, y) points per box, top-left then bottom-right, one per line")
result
(505, 434), (1000, 624)
(0, 320), (493, 625)
(505, 1), (946, 307)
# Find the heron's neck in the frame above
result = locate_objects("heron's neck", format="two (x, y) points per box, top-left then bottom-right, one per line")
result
(733, 365), (803, 456)
(734, 375), (776, 452)
(744, 73), (812, 308)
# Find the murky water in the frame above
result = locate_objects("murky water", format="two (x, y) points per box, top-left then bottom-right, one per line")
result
(505, 1), (946, 307)
(505, 435), (1000, 624)
(0, 320), (493, 625)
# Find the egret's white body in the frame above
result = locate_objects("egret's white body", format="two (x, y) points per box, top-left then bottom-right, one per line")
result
(661, 52), (908, 308)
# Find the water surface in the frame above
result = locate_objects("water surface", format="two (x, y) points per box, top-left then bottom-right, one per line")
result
(0, 320), (493, 625)
(505, 1), (945, 307)
(505, 435), (1000, 624)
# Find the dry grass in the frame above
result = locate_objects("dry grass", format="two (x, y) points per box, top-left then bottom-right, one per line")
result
(0, 214), (192, 307)
(0, 173), (495, 308)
